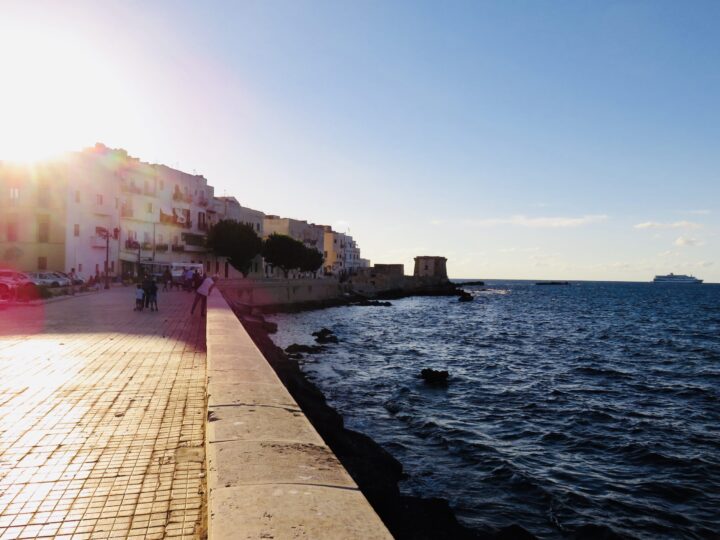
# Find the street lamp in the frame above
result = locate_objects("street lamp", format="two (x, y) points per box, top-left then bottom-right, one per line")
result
(97, 227), (116, 290)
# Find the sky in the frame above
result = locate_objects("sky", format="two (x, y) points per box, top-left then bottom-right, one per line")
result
(1, 0), (718, 281)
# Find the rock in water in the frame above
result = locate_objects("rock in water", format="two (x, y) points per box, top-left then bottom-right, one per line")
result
(421, 368), (449, 386)
(285, 343), (325, 354)
(312, 327), (339, 344)
(458, 291), (473, 302)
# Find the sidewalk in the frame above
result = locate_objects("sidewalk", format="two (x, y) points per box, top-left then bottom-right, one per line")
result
(0, 288), (206, 539)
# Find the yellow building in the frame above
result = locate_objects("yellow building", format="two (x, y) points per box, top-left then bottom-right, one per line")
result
(0, 161), (68, 272)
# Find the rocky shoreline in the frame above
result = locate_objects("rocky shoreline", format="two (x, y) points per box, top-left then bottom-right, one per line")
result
(234, 300), (537, 540)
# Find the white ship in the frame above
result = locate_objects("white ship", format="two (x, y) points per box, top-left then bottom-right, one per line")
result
(653, 273), (703, 284)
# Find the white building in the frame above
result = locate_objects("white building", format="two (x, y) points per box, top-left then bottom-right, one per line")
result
(63, 147), (122, 279)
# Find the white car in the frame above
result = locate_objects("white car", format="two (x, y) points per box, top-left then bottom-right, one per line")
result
(26, 272), (69, 287)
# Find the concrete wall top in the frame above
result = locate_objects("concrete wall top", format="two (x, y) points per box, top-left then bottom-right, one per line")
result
(205, 291), (392, 539)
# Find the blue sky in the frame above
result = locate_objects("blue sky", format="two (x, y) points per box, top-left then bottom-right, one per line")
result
(2, 1), (718, 280)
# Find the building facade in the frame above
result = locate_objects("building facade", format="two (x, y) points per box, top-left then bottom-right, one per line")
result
(0, 160), (68, 273)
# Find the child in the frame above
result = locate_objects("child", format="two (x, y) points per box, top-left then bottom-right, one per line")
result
(134, 284), (145, 311)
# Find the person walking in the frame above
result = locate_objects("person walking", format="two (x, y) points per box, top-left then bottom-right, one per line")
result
(69, 268), (76, 295)
(162, 268), (172, 292)
(190, 274), (215, 317)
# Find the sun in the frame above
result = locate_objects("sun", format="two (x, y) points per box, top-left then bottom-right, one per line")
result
(0, 20), (126, 162)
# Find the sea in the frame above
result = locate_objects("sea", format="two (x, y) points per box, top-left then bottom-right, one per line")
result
(268, 281), (720, 539)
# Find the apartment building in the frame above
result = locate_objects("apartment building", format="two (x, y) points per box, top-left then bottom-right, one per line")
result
(323, 228), (369, 276)
(64, 147), (121, 278)
(0, 160), (68, 272)
(207, 196), (265, 278)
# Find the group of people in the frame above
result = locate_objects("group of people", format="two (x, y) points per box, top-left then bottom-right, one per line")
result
(132, 269), (216, 317)
(134, 276), (159, 312)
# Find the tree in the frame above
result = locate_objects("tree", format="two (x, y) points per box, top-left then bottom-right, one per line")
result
(299, 246), (324, 274)
(262, 233), (323, 277)
(206, 219), (262, 277)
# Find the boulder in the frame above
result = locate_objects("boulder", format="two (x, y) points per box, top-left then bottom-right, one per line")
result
(458, 291), (473, 302)
(420, 368), (449, 386)
(285, 343), (325, 354)
(312, 327), (339, 344)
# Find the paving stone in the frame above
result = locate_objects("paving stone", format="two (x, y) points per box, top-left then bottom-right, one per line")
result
(0, 288), (206, 539)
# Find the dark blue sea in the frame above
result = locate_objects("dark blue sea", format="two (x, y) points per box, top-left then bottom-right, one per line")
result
(269, 281), (720, 539)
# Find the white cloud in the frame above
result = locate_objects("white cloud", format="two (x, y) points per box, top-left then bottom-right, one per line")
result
(634, 221), (702, 230)
(674, 236), (702, 247)
(465, 214), (608, 228)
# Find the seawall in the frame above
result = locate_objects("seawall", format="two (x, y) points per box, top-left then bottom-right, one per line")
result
(204, 289), (392, 539)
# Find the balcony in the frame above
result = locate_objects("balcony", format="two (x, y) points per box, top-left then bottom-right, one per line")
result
(121, 207), (134, 218)
(90, 236), (107, 249)
(173, 191), (193, 204)
(141, 241), (152, 251)
(125, 239), (140, 250)
(197, 197), (209, 207)
(155, 243), (169, 252)
(171, 244), (185, 252)
(121, 183), (142, 195)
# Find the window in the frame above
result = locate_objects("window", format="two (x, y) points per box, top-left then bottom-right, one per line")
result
(7, 222), (18, 242)
(9, 187), (19, 202)
(111, 261), (115, 272)
(74, 224), (80, 237)
(75, 190), (80, 203)
(38, 217), (50, 243)
(78, 263), (83, 272)
(38, 257), (47, 270)
(96, 194), (103, 205)
(147, 202), (153, 213)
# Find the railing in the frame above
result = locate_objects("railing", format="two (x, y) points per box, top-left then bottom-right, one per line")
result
(198, 197), (209, 207)
(171, 244), (185, 252)
(173, 191), (193, 203)
(155, 243), (169, 252)
(125, 239), (140, 250)
(141, 242), (152, 251)
(121, 183), (142, 194)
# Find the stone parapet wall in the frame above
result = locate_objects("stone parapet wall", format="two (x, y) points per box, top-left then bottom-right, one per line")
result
(205, 291), (392, 539)
(216, 277), (342, 307)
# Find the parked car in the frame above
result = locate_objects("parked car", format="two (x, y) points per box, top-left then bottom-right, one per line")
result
(0, 269), (37, 300)
(49, 272), (72, 287)
(0, 277), (14, 303)
(26, 272), (65, 287)
(56, 271), (85, 285)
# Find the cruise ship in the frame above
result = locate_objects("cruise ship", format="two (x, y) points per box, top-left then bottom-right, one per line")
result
(653, 273), (703, 284)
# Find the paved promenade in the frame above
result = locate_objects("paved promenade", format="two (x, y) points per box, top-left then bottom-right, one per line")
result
(0, 288), (206, 539)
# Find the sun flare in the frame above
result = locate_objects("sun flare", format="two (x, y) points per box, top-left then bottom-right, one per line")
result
(0, 21), (128, 162)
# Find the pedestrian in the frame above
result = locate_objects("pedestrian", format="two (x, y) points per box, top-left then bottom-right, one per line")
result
(190, 274), (215, 317)
(191, 270), (202, 291)
(142, 275), (153, 309)
(69, 267), (76, 295)
(162, 268), (172, 292)
(134, 284), (144, 311)
(148, 278), (159, 311)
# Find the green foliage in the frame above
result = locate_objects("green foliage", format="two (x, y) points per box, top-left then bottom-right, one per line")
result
(206, 219), (262, 276)
(262, 233), (323, 277)
(37, 285), (53, 299)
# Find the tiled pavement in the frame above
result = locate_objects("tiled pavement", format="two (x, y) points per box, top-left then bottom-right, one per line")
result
(0, 288), (207, 539)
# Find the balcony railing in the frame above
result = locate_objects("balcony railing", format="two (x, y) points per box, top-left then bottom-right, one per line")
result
(198, 222), (208, 231)
(172, 191), (193, 204)
(141, 241), (152, 251)
(171, 244), (185, 252)
(125, 239), (140, 250)
(121, 183), (142, 194)
(197, 197), (209, 207)
(90, 236), (107, 249)
(155, 243), (169, 252)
